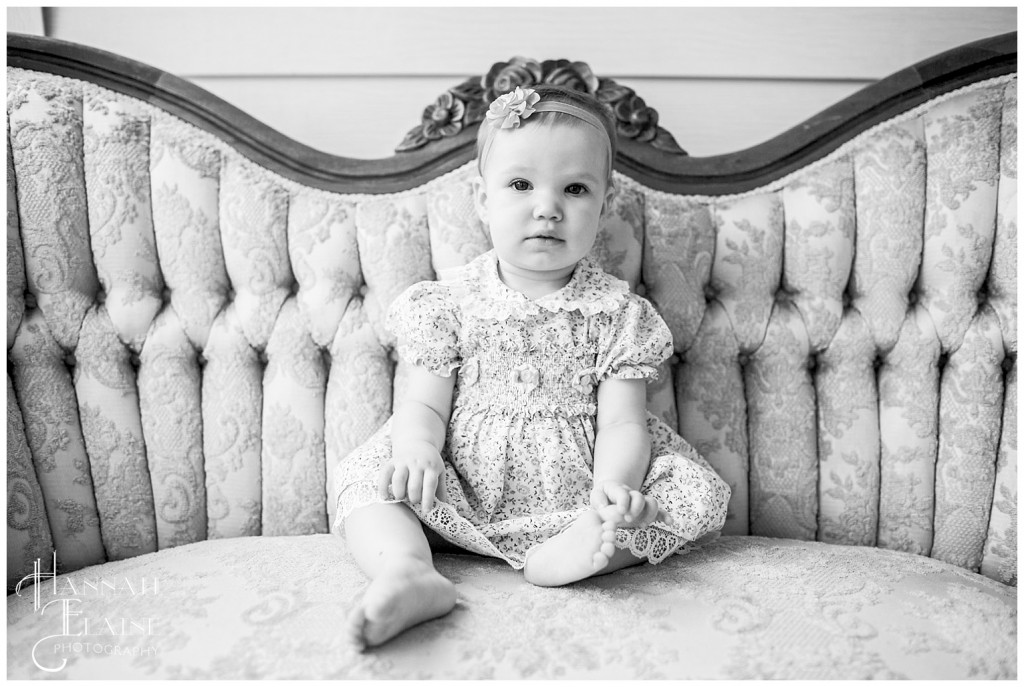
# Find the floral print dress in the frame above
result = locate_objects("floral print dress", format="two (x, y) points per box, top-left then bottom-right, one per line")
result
(334, 250), (731, 569)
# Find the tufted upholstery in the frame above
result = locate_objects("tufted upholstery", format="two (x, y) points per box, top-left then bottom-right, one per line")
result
(7, 55), (1018, 603)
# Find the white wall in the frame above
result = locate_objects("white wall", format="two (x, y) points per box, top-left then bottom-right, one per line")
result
(12, 6), (1018, 159)
(6, 7), (43, 35)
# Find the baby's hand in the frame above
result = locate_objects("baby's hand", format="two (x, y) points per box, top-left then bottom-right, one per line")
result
(379, 443), (446, 513)
(590, 482), (664, 529)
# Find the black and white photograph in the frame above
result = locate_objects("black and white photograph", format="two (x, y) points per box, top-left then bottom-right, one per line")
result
(5, 4), (1017, 680)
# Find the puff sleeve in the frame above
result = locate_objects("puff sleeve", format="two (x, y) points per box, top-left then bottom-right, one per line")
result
(594, 294), (673, 382)
(385, 281), (462, 377)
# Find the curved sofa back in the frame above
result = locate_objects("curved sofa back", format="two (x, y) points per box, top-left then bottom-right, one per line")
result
(6, 33), (1017, 589)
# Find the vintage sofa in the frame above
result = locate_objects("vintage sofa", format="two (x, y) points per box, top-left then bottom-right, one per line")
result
(6, 32), (1017, 679)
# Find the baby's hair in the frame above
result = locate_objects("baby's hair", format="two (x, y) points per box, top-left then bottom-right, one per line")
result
(476, 85), (618, 183)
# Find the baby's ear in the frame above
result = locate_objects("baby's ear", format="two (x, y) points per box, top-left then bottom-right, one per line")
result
(601, 181), (617, 219)
(472, 176), (488, 223)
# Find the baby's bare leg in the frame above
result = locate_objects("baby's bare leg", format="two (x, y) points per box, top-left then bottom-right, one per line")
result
(344, 502), (456, 649)
(523, 505), (643, 587)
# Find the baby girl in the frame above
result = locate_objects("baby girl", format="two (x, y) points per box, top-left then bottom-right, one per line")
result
(334, 84), (731, 648)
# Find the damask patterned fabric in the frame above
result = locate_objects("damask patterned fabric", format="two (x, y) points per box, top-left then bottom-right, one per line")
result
(6, 535), (1016, 679)
(4, 59), (1017, 679)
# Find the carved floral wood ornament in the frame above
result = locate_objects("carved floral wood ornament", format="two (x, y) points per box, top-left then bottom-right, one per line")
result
(397, 56), (687, 155)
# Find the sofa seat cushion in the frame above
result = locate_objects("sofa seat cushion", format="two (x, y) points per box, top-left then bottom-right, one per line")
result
(7, 534), (1015, 680)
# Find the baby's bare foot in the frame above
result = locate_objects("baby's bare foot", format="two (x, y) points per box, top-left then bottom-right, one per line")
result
(347, 556), (456, 649)
(523, 505), (626, 587)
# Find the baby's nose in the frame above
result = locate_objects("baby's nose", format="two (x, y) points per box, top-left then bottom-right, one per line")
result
(532, 190), (563, 221)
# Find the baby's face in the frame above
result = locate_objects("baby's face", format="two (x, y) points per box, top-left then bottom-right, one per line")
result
(473, 121), (613, 285)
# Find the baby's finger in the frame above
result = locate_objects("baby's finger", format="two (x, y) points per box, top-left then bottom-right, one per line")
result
(638, 495), (662, 527)
(390, 465), (409, 501)
(435, 469), (447, 504)
(377, 464), (395, 500)
(607, 483), (631, 512)
(406, 469), (424, 505)
(627, 490), (646, 520)
(421, 470), (439, 512)
(590, 488), (610, 510)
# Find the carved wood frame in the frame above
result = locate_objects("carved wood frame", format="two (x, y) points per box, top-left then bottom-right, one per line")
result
(7, 32), (1016, 195)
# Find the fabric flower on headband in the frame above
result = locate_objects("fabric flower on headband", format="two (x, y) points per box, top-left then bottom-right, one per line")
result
(485, 86), (541, 130)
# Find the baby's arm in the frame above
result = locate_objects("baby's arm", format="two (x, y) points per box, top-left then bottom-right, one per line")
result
(591, 378), (659, 525)
(381, 365), (456, 513)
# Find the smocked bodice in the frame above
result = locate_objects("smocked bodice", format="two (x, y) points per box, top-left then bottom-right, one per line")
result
(387, 251), (673, 410)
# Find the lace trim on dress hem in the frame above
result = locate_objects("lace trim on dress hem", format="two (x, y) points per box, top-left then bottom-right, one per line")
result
(336, 480), (531, 568)
(615, 527), (722, 564)
(337, 477), (715, 569)
(614, 524), (687, 564)
(335, 481), (395, 526)
(420, 502), (528, 567)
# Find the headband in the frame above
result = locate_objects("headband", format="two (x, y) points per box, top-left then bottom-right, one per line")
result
(480, 86), (615, 172)
(532, 101), (612, 137)
(485, 86), (611, 137)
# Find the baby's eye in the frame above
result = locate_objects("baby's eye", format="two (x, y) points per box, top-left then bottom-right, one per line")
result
(565, 183), (589, 196)
(510, 179), (531, 192)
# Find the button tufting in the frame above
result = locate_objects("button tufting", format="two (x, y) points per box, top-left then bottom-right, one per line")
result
(907, 290), (919, 305)
(64, 352), (76, 368)
(129, 352), (141, 369)
(24, 292), (36, 310)
(162, 288), (172, 303)
(95, 290), (106, 306)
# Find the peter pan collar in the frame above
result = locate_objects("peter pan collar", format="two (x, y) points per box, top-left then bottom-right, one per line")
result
(456, 250), (630, 320)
